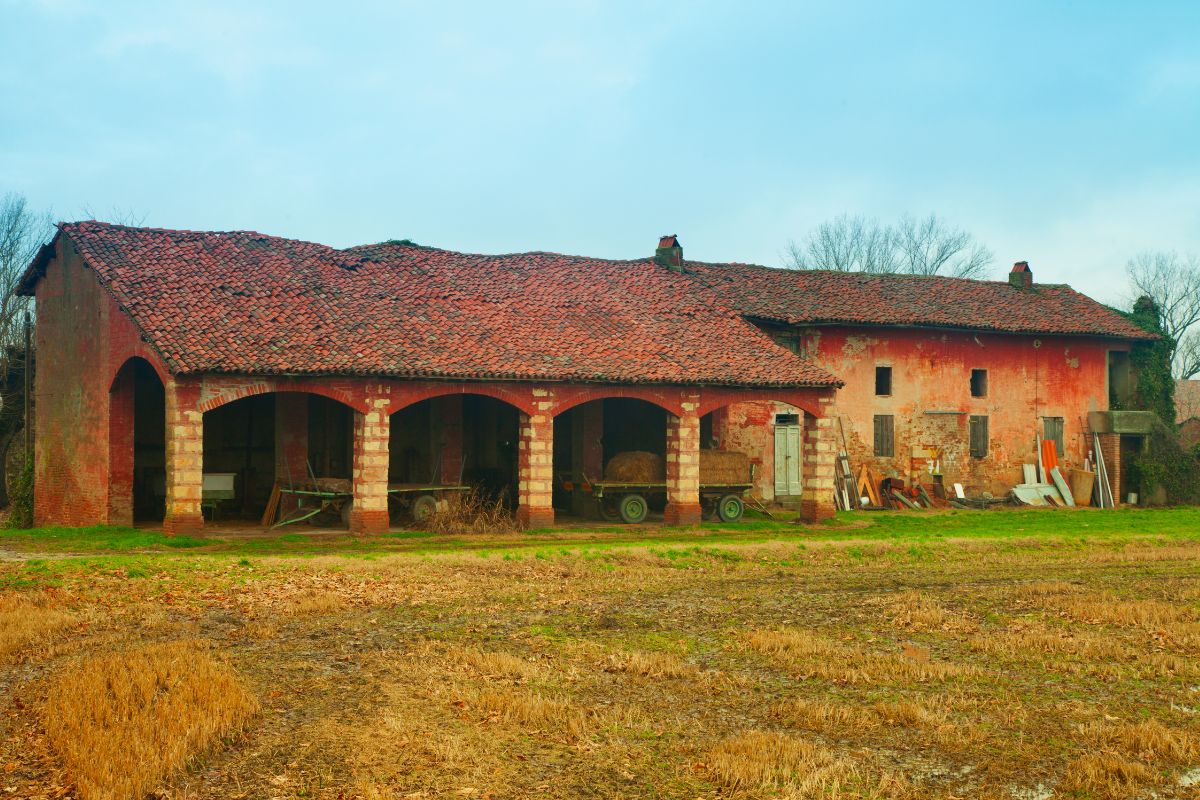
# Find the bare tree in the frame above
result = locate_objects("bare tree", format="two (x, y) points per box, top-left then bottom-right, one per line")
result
(784, 214), (898, 273)
(0, 192), (53, 507)
(1127, 250), (1200, 379)
(785, 213), (993, 278)
(894, 214), (992, 279)
(1, 193), (52, 346)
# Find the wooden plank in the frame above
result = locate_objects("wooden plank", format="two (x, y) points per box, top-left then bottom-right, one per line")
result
(891, 489), (920, 510)
(259, 482), (281, 527)
(1049, 467), (1076, 507)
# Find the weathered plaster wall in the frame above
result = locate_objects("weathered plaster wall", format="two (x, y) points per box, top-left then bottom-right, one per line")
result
(798, 326), (1121, 494)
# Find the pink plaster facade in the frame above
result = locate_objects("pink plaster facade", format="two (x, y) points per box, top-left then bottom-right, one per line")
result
(723, 325), (1126, 498)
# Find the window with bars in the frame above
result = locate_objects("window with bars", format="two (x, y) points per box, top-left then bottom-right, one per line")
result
(1044, 417), (1064, 458)
(873, 414), (894, 457)
(968, 415), (989, 458)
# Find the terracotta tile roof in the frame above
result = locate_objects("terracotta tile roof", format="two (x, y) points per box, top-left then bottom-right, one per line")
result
(27, 222), (839, 387)
(1176, 379), (1200, 423)
(684, 261), (1156, 340)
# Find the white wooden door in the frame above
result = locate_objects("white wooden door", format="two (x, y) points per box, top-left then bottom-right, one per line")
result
(774, 424), (802, 497)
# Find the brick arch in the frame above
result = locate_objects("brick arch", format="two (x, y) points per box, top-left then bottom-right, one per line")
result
(384, 382), (538, 416)
(197, 379), (368, 414)
(548, 386), (683, 417)
(697, 388), (831, 419)
(108, 354), (170, 392)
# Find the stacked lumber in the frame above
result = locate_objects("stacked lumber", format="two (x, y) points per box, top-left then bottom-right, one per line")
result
(605, 451), (665, 482)
(260, 483), (282, 526)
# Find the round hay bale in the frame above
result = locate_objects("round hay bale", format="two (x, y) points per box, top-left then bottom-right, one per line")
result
(605, 451), (665, 483)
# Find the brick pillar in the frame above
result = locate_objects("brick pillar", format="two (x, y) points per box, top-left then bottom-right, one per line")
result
(517, 394), (555, 528)
(664, 408), (702, 526)
(1096, 432), (1121, 506)
(570, 401), (604, 516)
(163, 379), (204, 535)
(799, 411), (837, 523)
(349, 391), (391, 534)
(437, 395), (464, 485)
(274, 393), (309, 485)
(107, 368), (135, 526)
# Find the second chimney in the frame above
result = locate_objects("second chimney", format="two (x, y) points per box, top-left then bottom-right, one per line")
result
(1009, 261), (1032, 289)
(654, 235), (683, 271)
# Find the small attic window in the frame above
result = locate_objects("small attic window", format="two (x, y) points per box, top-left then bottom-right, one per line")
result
(970, 369), (988, 398)
(875, 366), (892, 397)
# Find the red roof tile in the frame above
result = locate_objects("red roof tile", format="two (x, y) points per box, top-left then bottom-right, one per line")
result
(685, 262), (1154, 340)
(30, 222), (839, 387)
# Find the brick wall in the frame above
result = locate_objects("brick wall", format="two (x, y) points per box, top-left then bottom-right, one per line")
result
(33, 238), (170, 527)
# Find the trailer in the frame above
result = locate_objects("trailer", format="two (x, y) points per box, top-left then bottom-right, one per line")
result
(560, 449), (755, 524)
(386, 483), (471, 523)
(584, 479), (754, 524)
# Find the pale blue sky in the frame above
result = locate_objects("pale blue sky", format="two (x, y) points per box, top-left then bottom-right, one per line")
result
(2, 1), (1198, 305)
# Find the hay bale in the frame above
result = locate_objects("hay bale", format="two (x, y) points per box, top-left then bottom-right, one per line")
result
(700, 450), (751, 485)
(312, 477), (352, 493)
(605, 451), (665, 483)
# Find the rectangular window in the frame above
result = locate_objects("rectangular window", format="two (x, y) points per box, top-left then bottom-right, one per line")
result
(775, 413), (800, 426)
(1044, 417), (1064, 458)
(969, 415), (989, 458)
(875, 366), (892, 396)
(873, 414), (894, 457)
(970, 368), (988, 398)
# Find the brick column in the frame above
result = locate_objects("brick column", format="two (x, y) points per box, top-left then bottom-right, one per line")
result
(799, 411), (837, 523)
(1096, 432), (1121, 505)
(107, 369), (135, 526)
(274, 393), (309, 485)
(570, 401), (604, 516)
(437, 395), (464, 485)
(664, 406), (702, 526)
(517, 391), (555, 528)
(163, 379), (204, 535)
(349, 390), (391, 534)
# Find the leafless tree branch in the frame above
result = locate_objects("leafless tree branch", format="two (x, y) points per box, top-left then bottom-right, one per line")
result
(785, 213), (992, 278)
(1126, 250), (1200, 379)
(0, 192), (54, 348)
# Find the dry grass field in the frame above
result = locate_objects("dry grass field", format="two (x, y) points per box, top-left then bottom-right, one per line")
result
(2, 508), (1200, 799)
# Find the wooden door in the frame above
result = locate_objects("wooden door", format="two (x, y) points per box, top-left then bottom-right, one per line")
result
(774, 424), (802, 497)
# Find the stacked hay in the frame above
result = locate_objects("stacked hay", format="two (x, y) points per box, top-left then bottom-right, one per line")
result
(605, 451), (665, 482)
(700, 450), (751, 485)
(312, 477), (352, 493)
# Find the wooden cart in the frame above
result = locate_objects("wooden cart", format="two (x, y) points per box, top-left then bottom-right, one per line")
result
(584, 479), (754, 524)
(387, 483), (471, 523)
(272, 481), (353, 528)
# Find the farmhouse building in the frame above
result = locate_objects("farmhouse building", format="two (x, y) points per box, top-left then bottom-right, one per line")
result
(18, 223), (1152, 533)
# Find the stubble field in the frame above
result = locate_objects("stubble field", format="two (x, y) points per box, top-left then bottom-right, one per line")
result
(2, 508), (1200, 799)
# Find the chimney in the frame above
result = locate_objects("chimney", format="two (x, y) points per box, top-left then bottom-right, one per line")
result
(654, 234), (683, 271)
(1009, 260), (1032, 289)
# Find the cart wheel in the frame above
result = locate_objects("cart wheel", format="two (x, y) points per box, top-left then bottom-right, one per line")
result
(597, 496), (619, 521)
(716, 494), (744, 523)
(619, 494), (648, 524)
(339, 499), (353, 527)
(411, 494), (438, 523)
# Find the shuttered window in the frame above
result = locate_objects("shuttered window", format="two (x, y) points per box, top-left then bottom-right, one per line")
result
(873, 414), (894, 457)
(1044, 417), (1064, 458)
(969, 415), (989, 458)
